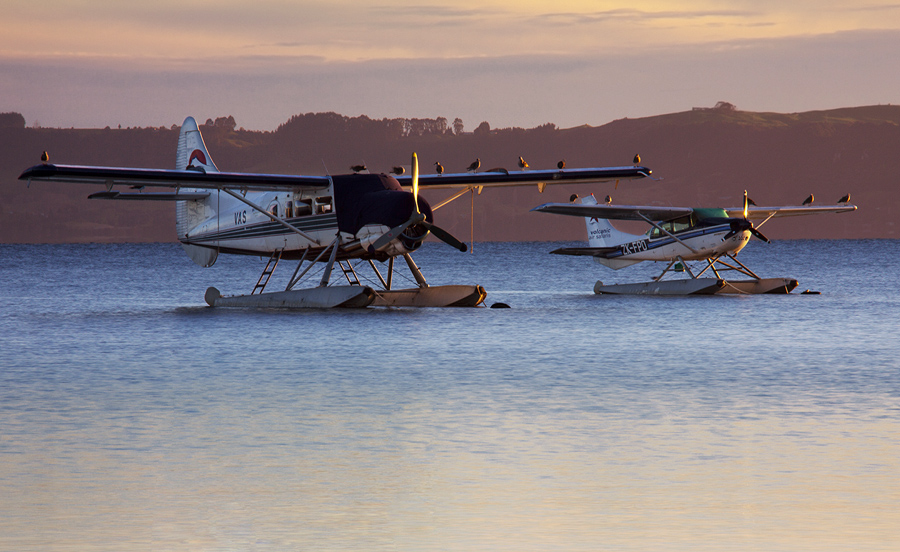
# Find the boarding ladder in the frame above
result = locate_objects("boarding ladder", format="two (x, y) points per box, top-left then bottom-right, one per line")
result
(338, 260), (361, 286)
(251, 249), (283, 295)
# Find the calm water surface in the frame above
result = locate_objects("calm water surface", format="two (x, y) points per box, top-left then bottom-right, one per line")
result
(1, 241), (898, 551)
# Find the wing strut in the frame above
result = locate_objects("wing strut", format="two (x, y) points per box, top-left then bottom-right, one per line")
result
(430, 186), (475, 211)
(221, 188), (319, 244)
(318, 234), (342, 287)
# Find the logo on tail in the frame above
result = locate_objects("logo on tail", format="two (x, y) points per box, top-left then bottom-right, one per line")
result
(188, 149), (208, 167)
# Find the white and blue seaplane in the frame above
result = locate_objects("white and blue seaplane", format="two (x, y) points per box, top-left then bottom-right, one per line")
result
(532, 191), (857, 295)
(19, 116), (651, 308)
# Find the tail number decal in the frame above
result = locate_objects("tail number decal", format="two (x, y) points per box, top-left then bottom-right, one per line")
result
(621, 239), (648, 255)
(234, 210), (247, 225)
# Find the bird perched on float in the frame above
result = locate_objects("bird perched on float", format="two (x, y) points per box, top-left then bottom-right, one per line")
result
(391, 166), (405, 175)
(350, 164), (367, 173)
(518, 156), (529, 170)
(802, 194), (814, 205)
(838, 193), (851, 203)
(467, 158), (481, 172)
(605, 195), (613, 205)
(569, 194), (579, 202)
(434, 162), (444, 175)
(41, 151), (49, 163)
(557, 159), (566, 170)
(633, 154), (641, 165)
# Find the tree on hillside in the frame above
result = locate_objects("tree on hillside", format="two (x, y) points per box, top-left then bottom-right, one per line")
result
(453, 118), (464, 135)
(0, 112), (26, 128)
(474, 121), (491, 135)
(215, 116), (236, 130)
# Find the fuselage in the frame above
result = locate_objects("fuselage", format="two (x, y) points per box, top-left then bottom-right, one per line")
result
(180, 173), (430, 261)
(598, 222), (750, 264)
(588, 208), (752, 268)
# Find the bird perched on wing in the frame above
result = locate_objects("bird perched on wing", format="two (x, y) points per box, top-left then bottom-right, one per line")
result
(467, 158), (481, 172)
(802, 194), (814, 205)
(350, 164), (367, 173)
(391, 166), (405, 175)
(434, 162), (444, 175)
(518, 156), (529, 170)
(557, 159), (566, 170)
(41, 151), (49, 163)
(838, 193), (851, 203)
(604, 195), (613, 205)
(633, 154), (641, 165)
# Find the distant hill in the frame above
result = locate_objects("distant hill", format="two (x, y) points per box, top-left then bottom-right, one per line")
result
(2, 105), (898, 243)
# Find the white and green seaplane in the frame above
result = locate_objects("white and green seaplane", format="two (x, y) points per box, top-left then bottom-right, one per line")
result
(532, 191), (857, 295)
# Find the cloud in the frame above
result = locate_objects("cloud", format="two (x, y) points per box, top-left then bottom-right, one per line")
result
(2, 29), (898, 132)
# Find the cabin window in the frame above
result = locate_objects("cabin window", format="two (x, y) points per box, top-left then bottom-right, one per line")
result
(671, 215), (692, 234)
(294, 199), (312, 217)
(315, 196), (333, 214)
(649, 216), (693, 239)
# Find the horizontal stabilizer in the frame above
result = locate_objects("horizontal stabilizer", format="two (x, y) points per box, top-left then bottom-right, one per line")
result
(550, 246), (620, 257)
(88, 191), (210, 201)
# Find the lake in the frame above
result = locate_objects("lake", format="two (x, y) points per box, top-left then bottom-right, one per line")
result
(1, 240), (898, 551)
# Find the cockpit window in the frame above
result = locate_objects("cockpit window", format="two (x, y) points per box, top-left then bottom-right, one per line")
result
(649, 215), (694, 239)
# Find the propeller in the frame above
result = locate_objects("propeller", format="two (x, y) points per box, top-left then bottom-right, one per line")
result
(368, 153), (467, 253)
(723, 190), (770, 243)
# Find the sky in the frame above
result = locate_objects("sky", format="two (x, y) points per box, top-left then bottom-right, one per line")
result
(2, 1), (900, 131)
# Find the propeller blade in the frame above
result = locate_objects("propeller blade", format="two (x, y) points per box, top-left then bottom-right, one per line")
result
(722, 229), (738, 242)
(750, 227), (770, 244)
(743, 190), (749, 220)
(367, 213), (425, 253)
(412, 152), (419, 215)
(423, 221), (468, 252)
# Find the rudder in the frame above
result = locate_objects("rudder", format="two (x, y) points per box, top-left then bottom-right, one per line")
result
(175, 116), (219, 267)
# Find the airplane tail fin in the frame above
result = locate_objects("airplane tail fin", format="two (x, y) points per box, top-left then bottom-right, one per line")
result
(581, 194), (643, 270)
(175, 117), (219, 267)
(176, 116), (219, 172)
(582, 194), (640, 247)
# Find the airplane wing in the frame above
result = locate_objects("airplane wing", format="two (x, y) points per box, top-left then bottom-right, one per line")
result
(396, 166), (651, 190)
(531, 202), (693, 221)
(18, 164), (332, 192)
(20, 164), (648, 194)
(724, 205), (858, 219)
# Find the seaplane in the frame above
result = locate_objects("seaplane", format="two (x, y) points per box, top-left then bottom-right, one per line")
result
(19, 116), (652, 308)
(532, 191), (857, 295)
